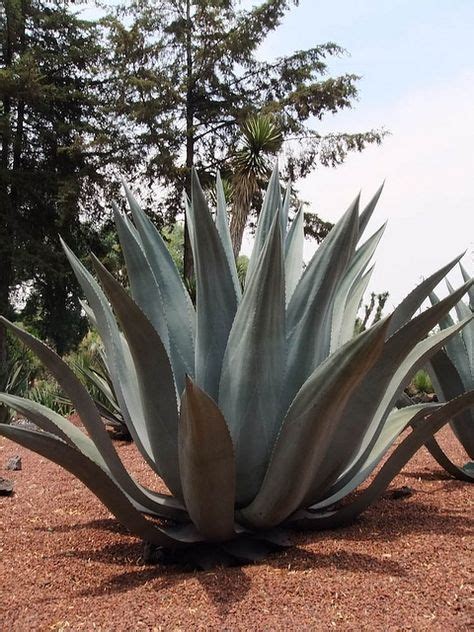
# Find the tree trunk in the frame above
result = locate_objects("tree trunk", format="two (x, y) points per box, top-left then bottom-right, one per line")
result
(183, 0), (194, 283)
(229, 200), (248, 257)
(229, 179), (255, 257)
(0, 1), (15, 422)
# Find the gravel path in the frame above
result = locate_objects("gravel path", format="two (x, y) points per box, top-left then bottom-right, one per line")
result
(0, 426), (472, 631)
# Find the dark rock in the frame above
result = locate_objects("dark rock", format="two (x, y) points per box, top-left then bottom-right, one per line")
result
(0, 477), (14, 495)
(387, 485), (413, 500)
(409, 392), (438, 404)
(6, 455), (22, 471)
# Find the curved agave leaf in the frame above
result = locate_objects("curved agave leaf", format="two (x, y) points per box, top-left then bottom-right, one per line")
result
(0, 395), (186, 519)
(186, 170), (238, 400)
(91, 256), (182, 498)
(123, 183), (196, 383)
(330, 224), (386, 352)
(358, 182), (384, 237)
(0, 394), (108, 470)
(283, 196), (360, 408)
(387, 253), (464, 336)
(246, 163), (282, 284)
(297, 284), (473, 505)
(219, 215), (285, 504)
(311, 403), (440, 509)
(0, 317), (165, 514)
(179, 377), (235, 541)
(216, 172), (242, 300)
(281, 185), (291, 237)
(286, 391), (474, 530)
(446, 279), (473, 376)
(429, 348), (474, 459)
(61, 241), (154, 465)
(424, 435), (474, 482)
(284, 206), (304, 303)
(337, 265), (374, 347)
(113, 206), (170, 354)
(75, 362), (120, 416)
(0, 425), (184, 547)
(328, 317), (472, 502)
(459, 262), (474, 308)
(429, 290), (471, 387)
(240, 318), (389, 530)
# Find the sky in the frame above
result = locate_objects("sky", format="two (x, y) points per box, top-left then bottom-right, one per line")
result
(81, 0), (473, 308)
(251, 0), (473, 308)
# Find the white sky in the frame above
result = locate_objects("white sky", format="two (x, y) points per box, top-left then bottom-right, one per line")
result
(81, 0), (473, 306)
(251, 0), (473, 306)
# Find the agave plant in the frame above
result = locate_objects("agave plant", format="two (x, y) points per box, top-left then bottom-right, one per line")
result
(0, 167), (473, 566)
(424, 266), (474, 481)
(73, 351), (129, 439)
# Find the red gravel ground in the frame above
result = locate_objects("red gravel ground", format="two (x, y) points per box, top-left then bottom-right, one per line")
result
(1, 425), (472, 631)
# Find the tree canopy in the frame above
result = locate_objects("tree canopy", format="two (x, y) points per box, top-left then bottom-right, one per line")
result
(0, 0), (387, 398)
(104, 0), (386, 274)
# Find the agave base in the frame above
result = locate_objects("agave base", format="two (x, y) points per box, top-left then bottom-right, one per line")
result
(143, 530), (292, 570)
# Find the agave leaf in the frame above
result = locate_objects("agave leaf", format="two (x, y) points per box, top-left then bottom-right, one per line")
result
(91, 256), (182, 498)
(0, 394), (108, 470)
(424, 435), (474, 482)
(240, 318), (389, 529)
(347, 282), (473, 452)
(113, 206), (170, 355)
(123, 183), (196, 383)
(186, 170), (238, 400)
(337, 266), (374, 347)
(429, 290), (471, 387)
(284, 206), (304, 303)
(281, 185), (291, 237)
(219, 215), (285, 504)
(387, 253), (465, 336)
(330, 224), (385, 352)
(76, 363), (120, 414)
(290, 286), (472, 505)
(446, 279), (474, 376)
(0, 317), (161, 508)
(311, 403), (439, 509)
(61, 241), (154, 463)
(287, 392), (474, 530)
(245, 163), (282, 284)
(429, 349), (474, 459)
(179, 377), (235, 541)
(216, 172), (242, 300)
(0, 425), (185, 547)
(459, 262), (474, 308)
(284, 195), (360, 407)
(329, 317), (472, 502)
(358, 182), (384, 237)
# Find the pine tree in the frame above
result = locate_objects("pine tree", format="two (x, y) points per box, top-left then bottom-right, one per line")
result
(105, 0), (386, 276)
(0, 0), (118, 420)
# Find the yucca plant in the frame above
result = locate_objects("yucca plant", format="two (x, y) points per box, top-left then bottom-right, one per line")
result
(425, 267), (474, 481)
(0, 167), (473, 567)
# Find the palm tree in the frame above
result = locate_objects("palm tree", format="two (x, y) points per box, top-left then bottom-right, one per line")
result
(229, 115), (282, 256)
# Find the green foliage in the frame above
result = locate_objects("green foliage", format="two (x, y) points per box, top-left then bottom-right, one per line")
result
(104, 0), (386, 271)
(28, 377), (73, 417)
(355, 291), (390, 334)
(0, 0), (122, 367)
(236, 255), (249, 290)
(412, 370), (434, 394)
(0, 170), (472, 566)
(0, 331), (40, 422)
(162, 224), (185, 278)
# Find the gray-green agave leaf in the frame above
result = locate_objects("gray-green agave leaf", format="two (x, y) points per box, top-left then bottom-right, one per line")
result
(1, 169), (473, 567)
